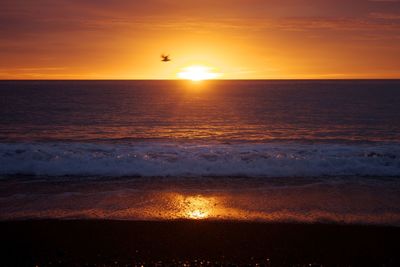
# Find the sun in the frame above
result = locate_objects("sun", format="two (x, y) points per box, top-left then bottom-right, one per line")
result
(178, 66), (220, 81)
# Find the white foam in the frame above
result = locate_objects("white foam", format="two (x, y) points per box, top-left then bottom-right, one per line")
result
(0, 142), (399, 177)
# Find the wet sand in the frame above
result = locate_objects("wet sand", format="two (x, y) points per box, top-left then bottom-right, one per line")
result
(1, 220), (399, 267)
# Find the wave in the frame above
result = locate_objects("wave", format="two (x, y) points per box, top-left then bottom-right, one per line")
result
(1, 142), (400, 177)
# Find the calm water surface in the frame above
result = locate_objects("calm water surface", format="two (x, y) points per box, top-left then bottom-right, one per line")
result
(1, 80), (400, 142)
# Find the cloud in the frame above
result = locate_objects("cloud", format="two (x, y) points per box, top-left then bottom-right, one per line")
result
(369, 12), (400, 19)
(1, 0), (400, 38)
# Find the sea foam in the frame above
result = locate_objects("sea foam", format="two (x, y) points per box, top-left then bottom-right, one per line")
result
(1, 142), (399, 177)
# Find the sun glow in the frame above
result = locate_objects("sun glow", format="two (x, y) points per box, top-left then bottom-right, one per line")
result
(178, 66), (220, 81)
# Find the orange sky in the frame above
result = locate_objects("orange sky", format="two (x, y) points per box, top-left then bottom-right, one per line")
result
(1, 0), (400, 79)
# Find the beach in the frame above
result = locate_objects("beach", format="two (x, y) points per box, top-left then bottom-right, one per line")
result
(2, 220), (399, 267)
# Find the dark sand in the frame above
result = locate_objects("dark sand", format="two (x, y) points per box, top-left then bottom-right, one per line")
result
(1, 220), (399, 267)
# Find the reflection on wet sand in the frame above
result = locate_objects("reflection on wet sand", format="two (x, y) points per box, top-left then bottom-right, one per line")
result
(141, 192), (265, 221)
(176, 195), (214, 219)
(1, 177), (400, 225)
(142, 193), (221, 220)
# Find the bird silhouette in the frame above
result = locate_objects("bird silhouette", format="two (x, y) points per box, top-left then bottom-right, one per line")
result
(161, 54), (171, 62)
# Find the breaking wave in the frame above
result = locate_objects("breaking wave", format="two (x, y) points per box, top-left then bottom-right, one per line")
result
(1, 142), (400, 177)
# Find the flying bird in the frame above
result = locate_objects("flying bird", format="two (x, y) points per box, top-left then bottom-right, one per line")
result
(161, 54), (171, 62)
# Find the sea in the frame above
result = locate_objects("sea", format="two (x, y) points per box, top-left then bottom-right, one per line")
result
(1, 80), (400, 224)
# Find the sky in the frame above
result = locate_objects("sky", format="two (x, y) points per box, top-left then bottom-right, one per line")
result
(1, 0), (400, 79)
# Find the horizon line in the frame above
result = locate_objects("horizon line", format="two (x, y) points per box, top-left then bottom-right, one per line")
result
(1, 78), (400, 81)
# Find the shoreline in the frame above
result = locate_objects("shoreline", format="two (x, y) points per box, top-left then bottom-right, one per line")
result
(2, 176), (400, 225)
(1, 219), (399, 266)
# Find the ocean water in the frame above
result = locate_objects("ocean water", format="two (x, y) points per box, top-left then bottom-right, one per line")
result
(1, 80), (400, 224)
